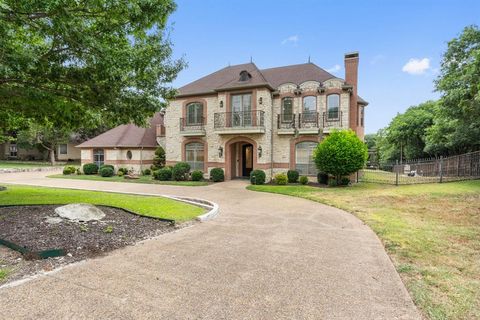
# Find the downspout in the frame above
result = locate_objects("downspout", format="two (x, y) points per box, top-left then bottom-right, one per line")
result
(140, 147), (144, 173)
(270, 92), (274, 182)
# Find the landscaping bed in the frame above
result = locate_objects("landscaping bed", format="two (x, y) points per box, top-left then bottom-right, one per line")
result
(0, 204), (186, 285)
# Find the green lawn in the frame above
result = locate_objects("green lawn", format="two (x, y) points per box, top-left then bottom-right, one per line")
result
(0, 160), (64, 169)
(0, 185), (204, 222)
(0, 268), (8, 281)
(49, 174), (209, 186)
(248, 181), (480, 320)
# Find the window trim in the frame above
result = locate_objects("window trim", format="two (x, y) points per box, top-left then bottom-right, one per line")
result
(302, 95), (317, 113)
(326, 94), (340, 120)
(295, 141), (318, 176)
(59, 144), (68, 155)
(126, 150), (132, 160)
(185, 102), (204, 126)
(93, 148), (105, 167)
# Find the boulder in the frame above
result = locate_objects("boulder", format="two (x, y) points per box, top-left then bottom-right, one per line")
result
(55, 204), (105, 222)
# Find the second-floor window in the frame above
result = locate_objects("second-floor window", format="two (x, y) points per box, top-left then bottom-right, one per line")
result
(186, 102), (203, 125)
(327, 94), (340, 120)
(231, 93), (252, 126)
(302, 96), (317, 122)
(281, 97), (293, 122)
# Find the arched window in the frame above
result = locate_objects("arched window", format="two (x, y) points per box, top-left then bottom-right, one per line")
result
(327, 94), (340, 119)
(302, 96), (317, 122)
(185, 142), (204, 171)
(281, 97), (294, 122)
(186, 102), (203, 126)
(295, 142), (317, 175)
(93, 149), (104, 167)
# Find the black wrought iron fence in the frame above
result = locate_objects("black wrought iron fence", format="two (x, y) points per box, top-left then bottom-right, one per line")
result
(358, 150), (480, 185)
(214, 111), (264, 129)
(179, 117), (205, 132)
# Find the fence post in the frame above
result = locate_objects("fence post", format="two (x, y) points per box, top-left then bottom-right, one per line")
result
(439, 156), (444, 183)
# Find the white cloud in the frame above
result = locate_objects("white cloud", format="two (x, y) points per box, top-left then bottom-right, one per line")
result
(281, 35), (299, 45)
(326, 64), (341, 73)
(402, 58), (430, 75)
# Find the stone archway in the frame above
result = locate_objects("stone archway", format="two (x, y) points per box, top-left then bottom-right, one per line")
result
(224, 136), (258, 180)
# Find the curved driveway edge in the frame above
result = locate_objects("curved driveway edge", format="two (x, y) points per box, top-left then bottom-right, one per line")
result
(0, 171), (421, 319)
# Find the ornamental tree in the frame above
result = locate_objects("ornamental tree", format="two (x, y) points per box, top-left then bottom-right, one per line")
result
(314, 130), (368, 183)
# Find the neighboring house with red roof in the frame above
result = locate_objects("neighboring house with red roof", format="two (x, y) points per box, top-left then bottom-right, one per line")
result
(79, 52), (367, 179)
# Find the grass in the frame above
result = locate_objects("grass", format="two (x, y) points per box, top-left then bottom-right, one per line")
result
(0, 185), (205, 222)
(0, 268), (8, 281)
(48, 174), (209, 186)
(247, 180), (480, 320)
(0, 160), (64, 169)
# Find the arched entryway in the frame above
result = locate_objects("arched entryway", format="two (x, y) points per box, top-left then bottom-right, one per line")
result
(224, 136), (258, 180)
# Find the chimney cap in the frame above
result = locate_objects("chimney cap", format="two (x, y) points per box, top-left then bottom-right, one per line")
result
(345, 52), (359, 59)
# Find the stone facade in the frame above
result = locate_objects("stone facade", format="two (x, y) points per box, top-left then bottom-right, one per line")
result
(80, 147), (156, 173)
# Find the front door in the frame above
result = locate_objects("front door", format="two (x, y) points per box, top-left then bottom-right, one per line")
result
(242, 144), (253, 177)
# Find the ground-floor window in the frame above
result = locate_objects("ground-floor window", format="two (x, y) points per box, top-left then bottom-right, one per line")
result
(93, 149), (104, 167)
(185, 142), (204, 171)
(59, 144), (68, 155)
(9, 144), (18, 157)
(295, 141), (317, 175)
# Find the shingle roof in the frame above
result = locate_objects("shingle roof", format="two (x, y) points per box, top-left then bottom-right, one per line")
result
(76, 113), (163, 148)
(177, 62), (337, 97)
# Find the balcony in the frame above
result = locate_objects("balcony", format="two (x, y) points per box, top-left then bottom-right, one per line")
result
(214, 111), (265, 134)
(298, 112), (320, 134)
(179, 117), (206, 136)
(322, 112), (343, 132)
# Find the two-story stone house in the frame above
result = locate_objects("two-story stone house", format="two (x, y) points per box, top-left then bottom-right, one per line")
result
(78, 52), (367, 180)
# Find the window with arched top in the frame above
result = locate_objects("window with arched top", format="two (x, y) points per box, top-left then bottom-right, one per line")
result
(185, 142), (204, 171)
(281, 97), (294, 122)
(186, 102), (203, 126)
(295, 142), (317, 176)
(327, 94), (340, 119)
(93, 149), (104, 167)
(302, 96), (317, 122)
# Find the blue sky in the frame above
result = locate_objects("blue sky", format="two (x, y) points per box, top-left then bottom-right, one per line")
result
(167, 0), (480, 133)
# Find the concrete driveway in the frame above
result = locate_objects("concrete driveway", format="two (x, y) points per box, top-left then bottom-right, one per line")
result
(0, 171), (420, 319)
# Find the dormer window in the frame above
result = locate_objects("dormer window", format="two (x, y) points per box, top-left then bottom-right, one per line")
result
(239, 70), (251, 82)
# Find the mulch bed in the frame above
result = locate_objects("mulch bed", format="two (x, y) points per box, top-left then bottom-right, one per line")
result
(0, 205), (189, 285)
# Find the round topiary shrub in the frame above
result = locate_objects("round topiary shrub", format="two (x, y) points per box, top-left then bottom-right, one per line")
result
(317, 172), (329, 185)
(250, 169), (266, 185)
(299, 176), (309, 185)
(172, 162), (190, 181)
(153, 167), (172, 181)
(287, 170), (299, 183)
(118, 167), (128, 175)
(83, 163), (98, 175)
(314, 129), (367, 185)
(275, 173), (288, 185)
(99, 164), (114, 171)
(210, 168), (224, 182)
(191, 170), (204, 181)
(99, 166), (114, 177)
(63, 165), (76, 175)
(142, 168), (152, 176)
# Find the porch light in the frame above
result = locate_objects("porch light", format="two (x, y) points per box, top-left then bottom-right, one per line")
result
(257, 146), (262, 158)
(258, 97), (263, 105)
(220, 101), (223, 108)
(218, 146), (223, 158)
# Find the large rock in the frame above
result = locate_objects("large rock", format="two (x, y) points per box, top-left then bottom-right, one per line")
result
(55, 204), (105, 222)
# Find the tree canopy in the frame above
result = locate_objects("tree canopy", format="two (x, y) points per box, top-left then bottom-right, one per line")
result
(0, 0), (185, 133)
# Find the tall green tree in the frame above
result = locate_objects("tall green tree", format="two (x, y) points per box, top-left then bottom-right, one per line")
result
(0, 0), (185, 137)
(426, 25), (480, 154)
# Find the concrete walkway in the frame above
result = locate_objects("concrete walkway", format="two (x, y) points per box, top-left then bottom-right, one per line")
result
(0, 172), (420, 319)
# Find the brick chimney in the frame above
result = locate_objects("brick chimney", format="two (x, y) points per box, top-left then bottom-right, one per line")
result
(344, 52), (361, 137)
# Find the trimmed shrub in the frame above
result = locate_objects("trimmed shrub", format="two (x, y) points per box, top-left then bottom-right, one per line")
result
(340, 176), (350, 186)
(117, 171), (125, 177)
(142, 168), (152, 176)
(151, 146), (166, 171)
(191, 170), (204, 181)
(83, 163), (98, 175)
(100, 164), (114, 171)
(275, 173), (288, 185)
(314, 129), (367, 185)
(210, 168), (224, 182)
(76, 168), (81, 175)
(172, 162), (190, 181)
(99, 166), (114, 177)
(62, 165), (76, 175)
(299, 176), (309, 185)
(328, 179), (338, 187)
(317, 172), (329, 185)
(250, 170), (266, 185)
(154, 167), (172, 181)
(287, 170), (299, 183)
(118, 167), (128, 175)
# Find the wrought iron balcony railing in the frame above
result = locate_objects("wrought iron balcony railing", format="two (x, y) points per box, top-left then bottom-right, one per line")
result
(277, 114), (295, 129)
(179, 117), (205, 132)
(323, 111), (343, 129)
(298, 112), (320, 129)
(214, 111), (265, 129)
